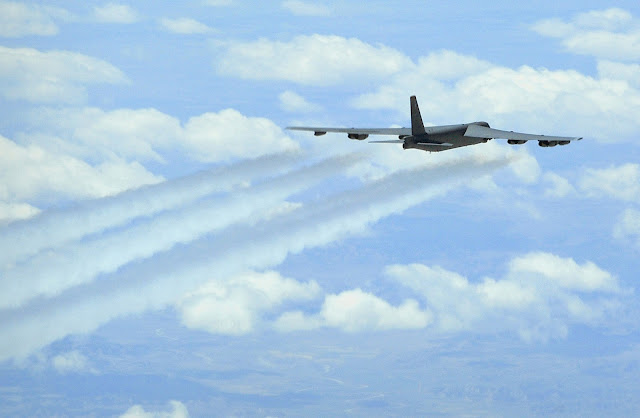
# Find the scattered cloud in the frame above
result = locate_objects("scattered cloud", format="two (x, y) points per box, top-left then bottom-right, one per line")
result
(120, 401), (189, 418)
(182, 109), (299, 162)
(94, 3), (138, 24)
(0, 134), (162, 204)
(179, 271), (321, 335)
(352, 53), (640, 142)
(281, 0), (331, 17)
(0, 202), (40, 224)
(159, 17), (214, 34)
(0, 156), (508, 360)
(0, 1), (68, 37)
(275, 288), (430, 332)
(579, 163), (640, 202)
(216, 34), (413, 86)
(598, 61), (640, 87)
(0, 46), (128, 104)
(51, 350), (91, 374)
(278, 90), (322, 113)
(531, 8), (640, 61)
(543, 172), (575, 198)
(387, 253), (626, 341)
(613, 208), (640, 248)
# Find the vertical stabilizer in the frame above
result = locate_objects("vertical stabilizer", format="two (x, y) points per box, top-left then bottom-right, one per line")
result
(410, 95), (426, 136)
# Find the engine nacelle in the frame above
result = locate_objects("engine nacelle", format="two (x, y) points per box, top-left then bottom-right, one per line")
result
(538, 140), (558, 147)
(348, 133), (369, 140)
(559, 140), (570, 146)
(314, 131), (327, 136)
(508, 140), (527, 145)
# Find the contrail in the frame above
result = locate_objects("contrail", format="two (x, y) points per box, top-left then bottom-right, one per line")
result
(0, 154), (362, 309)
(0, 152), (300, 268)
(0, 155), (512, 360)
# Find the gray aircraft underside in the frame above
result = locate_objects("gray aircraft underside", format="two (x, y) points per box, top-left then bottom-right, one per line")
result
(287, 96), (582, 152)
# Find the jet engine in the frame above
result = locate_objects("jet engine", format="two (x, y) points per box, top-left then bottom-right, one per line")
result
(508, 140), (527, 145)
(538, 140), (559, 147)
(348, 133), (369, 140)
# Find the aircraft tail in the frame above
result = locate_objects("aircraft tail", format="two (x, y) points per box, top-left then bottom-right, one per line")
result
(410, 95), (426, 136)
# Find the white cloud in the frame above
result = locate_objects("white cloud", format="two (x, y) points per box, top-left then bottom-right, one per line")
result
(0, 202), (40, 224)
(532, 8), (640, 61)
(543, 172), (574, 198)
(352, 55), (640, 142)
(0, 1), (68, 37)
(598, 61), (640, 87)
(120, 401), (189, 418)
(23, 106), (298, 164)
(94, 3), (138, 24)
(0, 152), (297, 269)
(579, 163), (640, 202)
(0, 156), (509, 360)
(0, 134), (162, 203)
(275, 288), (431, 332)
(0, 46), (128, 104)
(509, 252), (619, 293)
(278, 90), (322, 113)
(282, 0), (331, 17)
(51, 350), (90, 374)
(216, 34), (413, 86)
(0, 156), (352, 309)
(613, 208), (640, 247)
(387, 253), (624, 341)
(182, 109), (299, 162)
(179, 271), (321, 335)
(159, 17), (214, 34)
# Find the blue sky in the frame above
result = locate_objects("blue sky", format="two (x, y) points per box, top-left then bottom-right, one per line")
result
(1, 0), (639, 416)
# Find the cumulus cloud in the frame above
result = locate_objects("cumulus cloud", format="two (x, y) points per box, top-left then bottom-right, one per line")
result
(0, 46), (128, 104)
(352, 55), (640, 142)
(531, 8), (640, 61)
(386, 253), (625, 341)
(0, 1), (69, 37)
(579, 163), (640, 202)
(0, 134), (162, 204)
(274, 288), (431, 332)
(52, 350), (91, 374)
(182, 109), (299, 162)
(94, 3), (138, 24)
(216, 34), (413, 85)
(120, 401), (189, 418)
(278, 90), (322, 113)
(613, 208), (640, 247)
(282, 0), (331, 16)
(159, 17), (214, 34)
(179, 271), (321, 334)
(21, 106), (298, 167)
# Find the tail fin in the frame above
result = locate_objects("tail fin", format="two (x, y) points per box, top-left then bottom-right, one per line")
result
(410, 95), (426, 136)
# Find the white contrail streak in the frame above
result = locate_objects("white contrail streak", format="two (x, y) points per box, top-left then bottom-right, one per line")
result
(0, 152), (299, 268)
(0, 155), (512, 360)
(0, 154), (362, 309)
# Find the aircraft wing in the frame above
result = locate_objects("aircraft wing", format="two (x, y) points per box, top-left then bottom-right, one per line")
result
(287, 126), (411, 136)
(464, 124), (582, 142)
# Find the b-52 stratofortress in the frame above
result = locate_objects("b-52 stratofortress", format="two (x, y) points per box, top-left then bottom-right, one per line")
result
(287, 96), (581, 152)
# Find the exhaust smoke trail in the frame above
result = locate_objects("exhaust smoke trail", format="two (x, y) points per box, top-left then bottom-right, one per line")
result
(0, 154), (362, 309)
(0, 152), (300, 268)
(0, 154), (512, 360)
